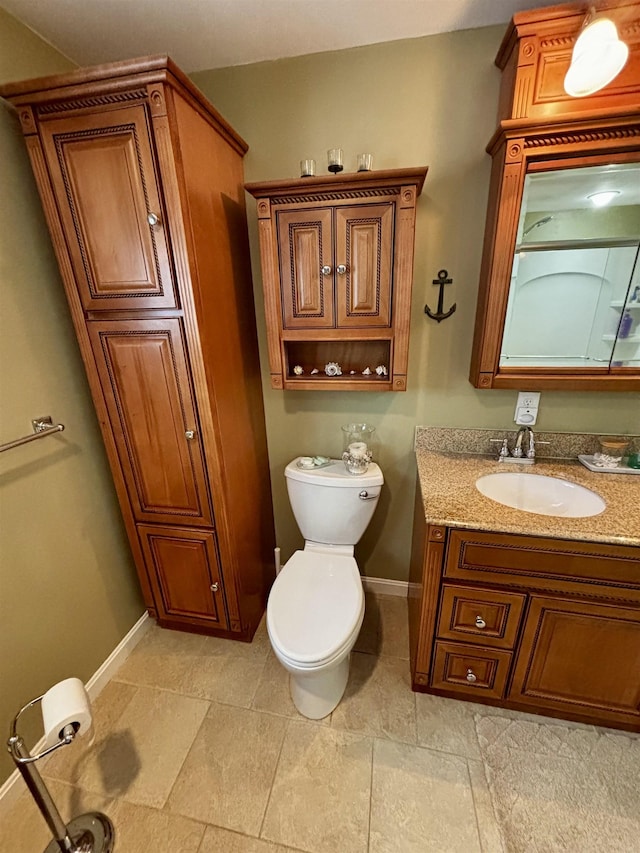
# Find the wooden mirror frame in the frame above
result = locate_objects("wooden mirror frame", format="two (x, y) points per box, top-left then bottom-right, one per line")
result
(470, 1), (640, 392)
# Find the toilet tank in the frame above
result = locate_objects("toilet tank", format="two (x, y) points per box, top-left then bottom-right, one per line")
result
(285, 458), (383, 546)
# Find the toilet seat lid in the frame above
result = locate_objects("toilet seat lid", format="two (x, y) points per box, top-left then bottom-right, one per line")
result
(267, 550), (363, 665)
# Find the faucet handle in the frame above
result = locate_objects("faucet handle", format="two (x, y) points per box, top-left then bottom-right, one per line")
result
(490, 438), (510, 459)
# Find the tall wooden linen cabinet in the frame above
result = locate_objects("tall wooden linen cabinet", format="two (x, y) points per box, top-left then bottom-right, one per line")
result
(0, 57), (275, 640)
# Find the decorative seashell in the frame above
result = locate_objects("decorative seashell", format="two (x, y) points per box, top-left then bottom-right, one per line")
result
(349, 370), (356, 375)
(375, 364), (388, 376)
(324, 362), (342, 376)
(362, 367), (372, 375)
(293, 365), (304, 376)
(310, 368), (319, 375)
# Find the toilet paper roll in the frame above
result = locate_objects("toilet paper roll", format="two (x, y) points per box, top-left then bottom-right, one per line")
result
(41, 677), (92, 748)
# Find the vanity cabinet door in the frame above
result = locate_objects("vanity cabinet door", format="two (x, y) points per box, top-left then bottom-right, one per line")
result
(335, 203), (393, 327)
(509, 596), (640, 727)
(277, 208), (334, 328)
(39, 105), (178, 311)
(88, 318), (212, 526)
(138, 525), (228, 630)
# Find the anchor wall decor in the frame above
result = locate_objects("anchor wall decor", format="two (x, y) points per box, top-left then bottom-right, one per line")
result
(425, 269), (456, 323)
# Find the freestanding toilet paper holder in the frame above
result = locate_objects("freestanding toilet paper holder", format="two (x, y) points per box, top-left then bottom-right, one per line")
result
(7, 692), (114, 853)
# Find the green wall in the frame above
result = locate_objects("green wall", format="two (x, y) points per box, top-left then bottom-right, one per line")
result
(0, 8), (144, 784)
(192, 29), (640, 580)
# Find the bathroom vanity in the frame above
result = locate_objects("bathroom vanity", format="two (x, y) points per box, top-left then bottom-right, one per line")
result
(409, 433), (640, 731)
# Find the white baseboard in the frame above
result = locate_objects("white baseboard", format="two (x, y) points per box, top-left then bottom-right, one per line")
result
(362, 576), (408, 597)
(0, 611), (150, 812)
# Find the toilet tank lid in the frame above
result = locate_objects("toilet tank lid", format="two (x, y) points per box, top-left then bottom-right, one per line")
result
(285, 458), (383, 487)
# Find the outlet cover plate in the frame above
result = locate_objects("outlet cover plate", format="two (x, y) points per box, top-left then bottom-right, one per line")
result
(514, 391), (540, 425)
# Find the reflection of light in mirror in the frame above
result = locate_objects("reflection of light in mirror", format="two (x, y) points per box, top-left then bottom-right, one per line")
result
(588, 190), (621, 207)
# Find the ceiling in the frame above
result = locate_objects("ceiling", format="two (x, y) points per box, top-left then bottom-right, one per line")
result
(1, 0), (563, 73)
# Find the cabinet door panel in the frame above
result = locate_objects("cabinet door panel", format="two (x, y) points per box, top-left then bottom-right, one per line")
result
(510, 596), (640, 724)
(88, 319), (212, 525)
(277, 208), (334, 328)
(336, 203), (393, 327)
(139, 525), (228, 628)
(40, 106), (177, 310)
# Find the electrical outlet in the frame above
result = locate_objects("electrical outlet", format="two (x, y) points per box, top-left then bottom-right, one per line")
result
(514, 391), (541, 425)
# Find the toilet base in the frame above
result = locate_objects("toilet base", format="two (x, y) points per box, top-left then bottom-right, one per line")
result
(289, 654), (350, 719)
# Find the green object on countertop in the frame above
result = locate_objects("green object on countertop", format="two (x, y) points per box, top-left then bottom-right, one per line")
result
(627, 452), (640, 469)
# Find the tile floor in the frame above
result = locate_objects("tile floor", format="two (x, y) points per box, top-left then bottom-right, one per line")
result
(2, 593), (638, 852)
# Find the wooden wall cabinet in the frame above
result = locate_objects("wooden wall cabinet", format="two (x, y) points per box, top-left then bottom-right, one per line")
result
(409, 504), (640, 730)
(0, 57), (275, 640)
(470, 2), (640, 391)
(246, 168), (427, 391)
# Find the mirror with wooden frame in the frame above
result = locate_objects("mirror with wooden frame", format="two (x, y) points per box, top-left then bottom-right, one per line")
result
(470, 1), (640, 391)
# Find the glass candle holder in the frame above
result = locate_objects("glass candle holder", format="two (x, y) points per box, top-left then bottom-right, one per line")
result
(341, 423), (375, 474)
(300, 159), (315, 177)
(327, 148), (344, 173)
(593, 436), (629, 468)
(356, 153), (373, 172)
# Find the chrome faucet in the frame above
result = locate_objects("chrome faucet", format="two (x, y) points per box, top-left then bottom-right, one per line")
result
(512, 426), (535, 460)
(490, 428), (536, 464)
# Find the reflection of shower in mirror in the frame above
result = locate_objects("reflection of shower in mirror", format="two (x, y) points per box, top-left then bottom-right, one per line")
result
(523, 215), (554, 237)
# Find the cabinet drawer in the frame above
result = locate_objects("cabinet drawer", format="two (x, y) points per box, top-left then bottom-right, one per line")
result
(431, 641), (512, 700)
(438, 585), (525, 649)
(445, 529), (640, 603)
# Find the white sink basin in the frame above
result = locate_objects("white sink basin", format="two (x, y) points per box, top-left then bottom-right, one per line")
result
(476, 472), (605, 518)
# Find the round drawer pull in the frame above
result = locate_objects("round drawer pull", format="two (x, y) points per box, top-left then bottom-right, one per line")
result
(475, 615), (487, 629)
(321, 265), (332, 276)
(466, 668), (477, 683)
(210, 583), (219, 593)
(147, 212), (160, 226)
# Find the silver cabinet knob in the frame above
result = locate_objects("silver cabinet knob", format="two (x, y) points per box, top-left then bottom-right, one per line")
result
(475, 616), (487, 629)
(210, 583), (219, 593)
(466, 668), (477, 683)
(337, 264), (347, 275)
(321, 265), (332, 276)
(147, 212), (160, 226)
(185, 430), (196, 440)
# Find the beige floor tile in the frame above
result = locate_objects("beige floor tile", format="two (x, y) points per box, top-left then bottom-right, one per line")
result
(113, 624), (214, 693)
(377, 595), (409, 659)
(331, 652), (416, 743)
(415, 693), (483, 760)
(167, 703), (287, 835)
(261, 720), (372, 853)
(109, 798), (205, 852)
(0, 789), (52, 853)
(467, 759), (505, 853)
(369, 739), (481, 853)
(199, 824), (300, 852)
(44, 680), (138, 784)
(66, 686), (209, 808)
(183, 633), (269, 707)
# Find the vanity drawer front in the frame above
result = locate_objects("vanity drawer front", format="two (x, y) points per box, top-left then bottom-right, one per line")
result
(438, 585), (525, 649)
(444, 530), (640, 603)
(431, 641), (512, 700)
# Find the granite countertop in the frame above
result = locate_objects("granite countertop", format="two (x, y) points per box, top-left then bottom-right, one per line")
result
(415, 449), (640, 547)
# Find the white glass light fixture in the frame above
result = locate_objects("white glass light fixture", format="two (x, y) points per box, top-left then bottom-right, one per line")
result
(564, 15), (629, 97)
(587, 190), (621, 207)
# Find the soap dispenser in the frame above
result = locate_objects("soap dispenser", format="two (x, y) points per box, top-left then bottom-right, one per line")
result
(619, 311), (633, 339)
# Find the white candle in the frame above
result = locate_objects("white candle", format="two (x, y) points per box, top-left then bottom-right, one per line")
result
(348, 441), (368, 459)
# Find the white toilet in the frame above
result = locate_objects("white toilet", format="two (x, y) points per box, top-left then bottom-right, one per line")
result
(267, 457), (383, 719)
